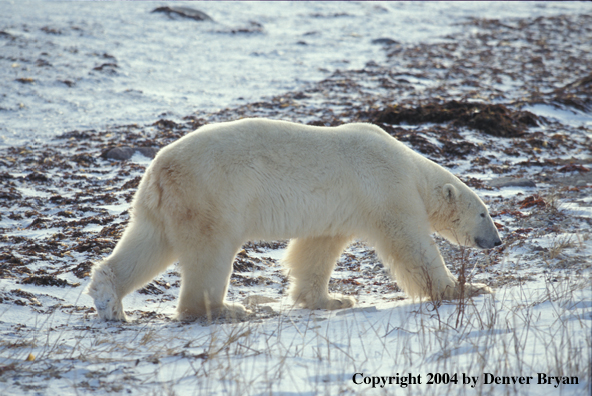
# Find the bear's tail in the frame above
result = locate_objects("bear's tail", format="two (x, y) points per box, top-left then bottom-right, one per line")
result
(136, 164), (164, 214)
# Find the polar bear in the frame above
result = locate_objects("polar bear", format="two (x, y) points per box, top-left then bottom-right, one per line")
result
(86, 118), (501, 321)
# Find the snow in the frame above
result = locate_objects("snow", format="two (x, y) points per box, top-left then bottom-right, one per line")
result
(524, 104), (592, 128)
(3, 276), (589, 395)
(1, 2), (591, 396)
(0, 1), (587, 146)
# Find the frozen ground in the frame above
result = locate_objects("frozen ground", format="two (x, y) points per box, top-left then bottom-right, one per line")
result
(1, 2), (591, 396)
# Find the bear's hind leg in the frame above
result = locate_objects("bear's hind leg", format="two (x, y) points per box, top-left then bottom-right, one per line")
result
(86, 213), (176, 321)
(284, 235), (354, 310)
(175, 240), (248, 321)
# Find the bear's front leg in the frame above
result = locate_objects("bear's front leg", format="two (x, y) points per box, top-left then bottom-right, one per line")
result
(375, 217), (492, 301)
(283, 235), (355, 310)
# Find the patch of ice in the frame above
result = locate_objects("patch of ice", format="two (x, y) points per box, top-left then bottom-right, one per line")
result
(523, 103), (592, 127)
(129, 151), (154, 166)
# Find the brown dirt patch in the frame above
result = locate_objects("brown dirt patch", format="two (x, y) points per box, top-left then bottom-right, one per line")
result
(373, 101), (540, 137)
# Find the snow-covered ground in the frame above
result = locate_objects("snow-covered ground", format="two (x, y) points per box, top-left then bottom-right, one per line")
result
(0, 1), (587, 146)
(1, 2), (591, 396)
(1, 268), (590, 395)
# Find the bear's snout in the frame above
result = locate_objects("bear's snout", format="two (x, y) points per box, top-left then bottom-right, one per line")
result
(475, 236), (502, 249)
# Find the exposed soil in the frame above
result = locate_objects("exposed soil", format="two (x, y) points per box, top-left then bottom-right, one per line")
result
(373, 101), (540, 137)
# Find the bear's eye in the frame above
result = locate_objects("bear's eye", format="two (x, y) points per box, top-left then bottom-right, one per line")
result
(480, 213), (486, 218)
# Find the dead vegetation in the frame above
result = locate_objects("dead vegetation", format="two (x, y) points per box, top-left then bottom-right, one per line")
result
(373, 101), (540, 137)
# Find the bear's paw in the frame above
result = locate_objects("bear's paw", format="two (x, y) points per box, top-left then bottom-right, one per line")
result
(300, 294), (356, 310)
(443, 282), (492, 300)
(175, 302), (252, 322)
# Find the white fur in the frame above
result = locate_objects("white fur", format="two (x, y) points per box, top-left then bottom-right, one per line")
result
(86, 118), (501, 321)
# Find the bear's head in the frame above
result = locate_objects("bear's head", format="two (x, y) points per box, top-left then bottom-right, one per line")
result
(435, 183), (502, 249)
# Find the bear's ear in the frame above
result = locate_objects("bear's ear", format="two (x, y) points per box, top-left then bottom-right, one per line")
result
(443, 183), (458, 204)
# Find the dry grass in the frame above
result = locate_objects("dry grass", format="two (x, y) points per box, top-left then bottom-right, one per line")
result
(1, 270), (589, 395)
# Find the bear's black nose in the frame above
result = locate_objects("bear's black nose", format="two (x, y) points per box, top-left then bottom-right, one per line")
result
(494, 240), (502, 247)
